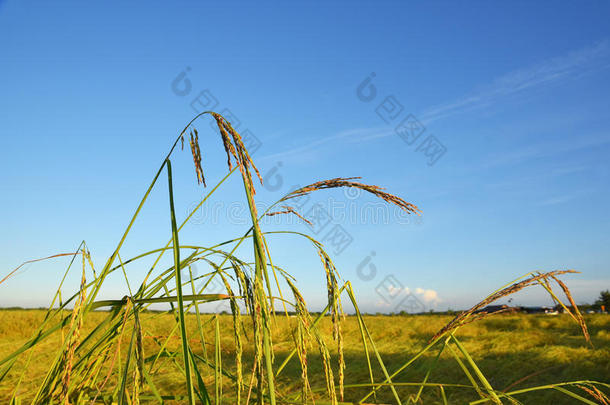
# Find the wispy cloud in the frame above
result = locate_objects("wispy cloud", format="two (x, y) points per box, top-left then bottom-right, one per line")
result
(258, 127), (392, 162)
(483, 132), (610, 169)
(535, 195), (578, 207)
(261, 40), (610, 164)
(421, 40), (610, 124)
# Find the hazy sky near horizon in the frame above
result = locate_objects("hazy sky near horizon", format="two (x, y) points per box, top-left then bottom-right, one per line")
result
(1, 1), (609, 312)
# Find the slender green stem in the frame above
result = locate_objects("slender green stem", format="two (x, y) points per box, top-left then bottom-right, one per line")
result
(167, 158), (195, 405)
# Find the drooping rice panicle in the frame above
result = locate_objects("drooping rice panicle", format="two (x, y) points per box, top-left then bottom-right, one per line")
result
(58, 250), (88, 404)
(431, 270), (578, 341)
(210, 112), (263, 193)
(133, 305), (144, 404)
(576, 383), (610, 405)
(283, 176), (421, 215)
(218, 269), (244, 403)
(285, 278), (312, 403)
(189, 129), (205, 186)
(265, 205), (313, 226)
(549, 275), (592, 346)
(316, 247), (345, 401)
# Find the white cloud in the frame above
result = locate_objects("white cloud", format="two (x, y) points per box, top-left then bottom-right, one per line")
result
(421, 289), (440, 304)
(421, 40), (610, 124)
(413, 287), (441, 304)
(372, 285), (442, 307)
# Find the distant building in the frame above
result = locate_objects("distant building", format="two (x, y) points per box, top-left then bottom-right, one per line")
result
(520, 306), (557, 314)
(475, 305), (519, 314)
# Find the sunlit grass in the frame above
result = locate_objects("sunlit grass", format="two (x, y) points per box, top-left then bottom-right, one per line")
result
(0, 311), (608, 404)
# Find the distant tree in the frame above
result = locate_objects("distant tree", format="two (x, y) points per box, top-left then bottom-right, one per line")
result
(594, 290), (610, 311)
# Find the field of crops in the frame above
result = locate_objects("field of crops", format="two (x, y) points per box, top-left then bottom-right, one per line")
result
(1, 310), (608, 404)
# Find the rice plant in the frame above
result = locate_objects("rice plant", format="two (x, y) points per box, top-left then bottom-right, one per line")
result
(0, 111), (607, 404)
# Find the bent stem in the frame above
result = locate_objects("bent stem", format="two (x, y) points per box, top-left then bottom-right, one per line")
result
(167, 158), (195, 405)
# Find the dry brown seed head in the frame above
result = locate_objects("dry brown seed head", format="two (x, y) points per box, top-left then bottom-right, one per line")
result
(576, 384), (610, 405)
(189, 129), (206, 186)
(211, 112), (263, 193)
(550, 275), (592, 346)
(284, 177), (421, 216)
(266, 205), (313, 226)
(431, 270), (578, 341)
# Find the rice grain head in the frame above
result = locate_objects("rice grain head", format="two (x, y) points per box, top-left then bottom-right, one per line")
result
(189, 129), (205, 186)
(576, 384), (610, 405)
(218, 270), (244, 402)
(286, 278), (313, 403)
(59, 250), (88, 404)
(549, 275), (592, 346)
(431, 270), (579, 342)
(134, 304), (144, 403)
(266, 206), (313, 226)
(283, 177), (420, 216)
(184, 112), (263, 195)
(211, 112), (263, 193)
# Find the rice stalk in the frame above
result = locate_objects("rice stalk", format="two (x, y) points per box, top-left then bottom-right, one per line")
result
(117, 300), (138, 405)
(345, 282), (402, 405)
(132, 304), (144, 405)
(218, 268), (244, 403)
(215, 315), (222, 405)
(266, 206), (313, 226)
(90, 301), (133, 404)
(0, 252), (81, 287)
(445, 339), (486, 400)
(412, 337), (449, 403)
(285, 279), (312, 403)
(316, 247), (345, 401)
(431, 270), (578, 341)
(58, 249), (88, 404)
(451, 334), (502, 404)
(166, 158), (195, 405)
(548, 275), (591, 346)
(188, 265), (209, 361)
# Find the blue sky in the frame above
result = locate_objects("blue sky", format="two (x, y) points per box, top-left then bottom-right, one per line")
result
(1, 1), (609, 312)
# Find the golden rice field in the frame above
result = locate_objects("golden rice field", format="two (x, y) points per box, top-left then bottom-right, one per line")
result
(1, 310), (608, 404)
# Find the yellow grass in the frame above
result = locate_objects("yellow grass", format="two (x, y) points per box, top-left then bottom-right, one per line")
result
(1, 310), (608, 404)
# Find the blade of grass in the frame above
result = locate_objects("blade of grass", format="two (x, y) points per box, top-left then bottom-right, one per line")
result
(118, 302), (138, 405)
(446, 338), (485, 400)
(470, 381), (609, 404)
(187, 346), (212, 404)
(345, 283), (402, 405)
(215, 315), (222, 405)
(189, 266), (209, 361)
(412, 337), (449, 403)
(166, 158), (195, 405)
(451, 334), (502, 404)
